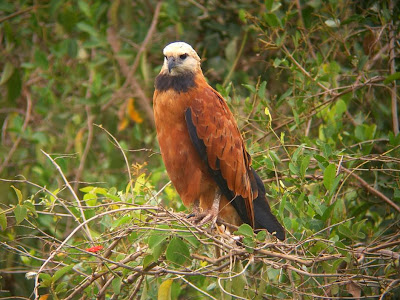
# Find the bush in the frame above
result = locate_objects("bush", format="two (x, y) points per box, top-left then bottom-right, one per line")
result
(1, 0), (399, 299)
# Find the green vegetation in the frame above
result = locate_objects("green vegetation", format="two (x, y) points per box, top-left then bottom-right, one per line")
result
(1, 0), (399, 299)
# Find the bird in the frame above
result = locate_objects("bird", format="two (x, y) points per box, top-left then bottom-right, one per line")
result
(153, 41), (285, 240)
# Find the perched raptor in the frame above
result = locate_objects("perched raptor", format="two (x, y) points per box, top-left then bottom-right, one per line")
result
(153, 41), (285, 240)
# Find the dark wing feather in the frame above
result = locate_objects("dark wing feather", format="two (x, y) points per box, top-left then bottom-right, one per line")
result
(251, 169), (286, 240)
(184, 87), (285, 240)
(185, 107), (251, 224)
(185, 87), (255, 226)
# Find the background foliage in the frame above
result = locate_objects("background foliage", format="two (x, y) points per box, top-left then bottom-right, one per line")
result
(1, 0), (399, 299)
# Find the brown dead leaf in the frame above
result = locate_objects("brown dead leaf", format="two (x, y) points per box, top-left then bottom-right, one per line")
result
(347, 280), (361, 299)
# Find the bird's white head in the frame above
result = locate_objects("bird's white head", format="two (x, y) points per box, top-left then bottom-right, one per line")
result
(161, 42), (201, 75)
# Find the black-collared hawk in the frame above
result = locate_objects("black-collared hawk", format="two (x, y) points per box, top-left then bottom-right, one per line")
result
(153, 42), (285, 240)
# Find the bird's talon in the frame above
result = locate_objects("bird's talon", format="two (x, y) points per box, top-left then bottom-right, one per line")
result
(188, 211), (218, 228)
(186, 213), (195, 219)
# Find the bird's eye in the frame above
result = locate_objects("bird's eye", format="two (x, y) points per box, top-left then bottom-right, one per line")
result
(164, 55), (167, 60)
(180, 54), (188, 60)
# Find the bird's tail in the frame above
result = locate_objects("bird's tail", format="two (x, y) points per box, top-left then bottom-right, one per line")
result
(251, 169), (286, 241)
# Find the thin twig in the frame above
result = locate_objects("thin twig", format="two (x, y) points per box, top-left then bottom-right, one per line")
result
(295, 0), (317, 60)
(102, 1), (162, 127)
(389, 0), (399, 135)
(223, 30), (248, 87)
(41, 150), (93, 242)
(342, 166), (400, 214)
(34, 206), (158, 299)
(121, 1), (163, 95)
(0, 5), (42, 23)
(94, 124), (132, 193)
(281, 44), (330, 93)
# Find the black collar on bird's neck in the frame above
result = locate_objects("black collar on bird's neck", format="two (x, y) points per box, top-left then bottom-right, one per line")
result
(155, 71), (197, 93)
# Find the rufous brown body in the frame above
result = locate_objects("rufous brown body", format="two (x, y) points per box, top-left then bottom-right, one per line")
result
(153, 42), (285, 240)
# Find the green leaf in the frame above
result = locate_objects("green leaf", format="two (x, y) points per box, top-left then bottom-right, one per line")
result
(143, 254), (155, 269)
(291, 146), (303, 163)
(242, 84), (256, 93)
(14, 204), (27, 224)
(180, 231), (201, 248)
(11, 185), (23, 204)
(232, 261), (248, 297)
(112, 277), (122, 295)
(83, 192), (97, 206)
(335, 99), (347, 117)
(323, 164), (336, 191)
(338, 224), (353, 239)
(256, 230), (267, 242)
(265, 0), (273, 11)
(300, 155), (311, 178)
(152, 240), (167, 260)
(23, 200), (38, 218)
(321, 200), (338, 222)
(384, 72), (400, 84)
(225, 38), (237, 63)
(34, 49), (49, 70)
(264, 13), (281, 27)
(288, 162), (299, 175)
(166, 237), (190, 266)
(0, 208), (7, 230)
(148, 227), (169, 249)
(242, 236), (255, 253)
(76, 22), (99, 38)
(268, 150), (281, 164)
(52, 264), (74, 283)
(238, 9), (247, 23)
(39, 273), (52, 287)
(55, 281), (68, 293)
(111, 215), (132, 230)
(66, 39), (78, 58)
(77, 0), (92, 18)
(314, 154), (329, 168)
(273, 57), (282, 67)
(234, 223), (254, 237)
(258, 81), (267, 99)
(0, 62), (14, 85)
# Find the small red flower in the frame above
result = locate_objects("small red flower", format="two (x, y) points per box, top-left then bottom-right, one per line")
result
(85, 245), (103, 253)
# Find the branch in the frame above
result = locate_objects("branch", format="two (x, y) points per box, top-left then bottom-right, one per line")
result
(281, 44), (330, 93)
(0, 5), (42, 23)
(389, 0), (399, 135)
(94, 124), (132, 191)
(34, 206), (158, 299)
(41, 150), (94, 242)
(103, 1), (163, 127)
(342, 166), (400, 214)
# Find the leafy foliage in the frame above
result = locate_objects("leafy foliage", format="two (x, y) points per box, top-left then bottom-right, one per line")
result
(1, 0), (399, 299)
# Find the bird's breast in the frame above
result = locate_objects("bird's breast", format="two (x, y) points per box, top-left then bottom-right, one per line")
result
(153, 88), (209, 205)
(153, 88), (200, 169)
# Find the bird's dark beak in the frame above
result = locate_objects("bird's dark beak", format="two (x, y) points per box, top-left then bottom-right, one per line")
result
(168, 57), (176, 73)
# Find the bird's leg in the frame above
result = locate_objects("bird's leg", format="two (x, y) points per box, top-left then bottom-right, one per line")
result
(187, 199), (201, 219)
(189, 188), (221, 227)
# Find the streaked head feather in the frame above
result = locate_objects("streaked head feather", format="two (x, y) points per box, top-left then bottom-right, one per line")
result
(161, 41), (201, 75)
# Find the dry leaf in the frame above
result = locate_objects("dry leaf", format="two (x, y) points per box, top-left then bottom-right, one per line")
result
(128, 98), (143, 124)
(347, 281), (361, 299)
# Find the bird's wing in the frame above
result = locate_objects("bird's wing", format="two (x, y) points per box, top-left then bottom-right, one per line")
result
(185, 86), (258, 226)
